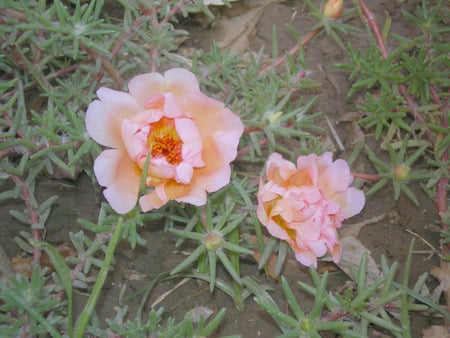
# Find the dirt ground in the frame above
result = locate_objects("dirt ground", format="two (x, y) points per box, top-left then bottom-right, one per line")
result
(0, 0), (445, 337)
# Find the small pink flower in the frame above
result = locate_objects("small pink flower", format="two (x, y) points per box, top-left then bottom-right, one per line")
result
(257, 152), (365, 267)
(86, 68), (243, 214)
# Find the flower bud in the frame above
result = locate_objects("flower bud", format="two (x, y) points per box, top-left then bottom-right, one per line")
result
(300, 318), (313, 332)
(265, 111), (283, 126)
(393, 164), (411, 181)
(323, 0), (343, 20)
(204, 232), (223, 251)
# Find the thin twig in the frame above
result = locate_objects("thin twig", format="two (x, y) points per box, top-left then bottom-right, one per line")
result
(259, 28), (322, 77)
(83, 45), (124, 89)
(430, 86), (449, 229)
(161, 0), (195, 25)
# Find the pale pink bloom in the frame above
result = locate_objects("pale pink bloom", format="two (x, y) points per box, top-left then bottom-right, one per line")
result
(86, 68), (243, 214)
(257, 152), (365, 267)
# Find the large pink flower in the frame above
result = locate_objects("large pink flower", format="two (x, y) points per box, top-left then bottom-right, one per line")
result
(257, 152), (365, 267)
(86, 68), (243, 214)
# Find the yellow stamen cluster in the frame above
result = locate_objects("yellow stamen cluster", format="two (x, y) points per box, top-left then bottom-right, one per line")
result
(148, 119), (183, 165)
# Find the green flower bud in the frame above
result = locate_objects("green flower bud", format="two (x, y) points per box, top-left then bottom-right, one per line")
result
(393, 164), (411, 181)
(300, 318), (313, 332)
(323, 0), (343, 20)
(204, 232), (223, 251)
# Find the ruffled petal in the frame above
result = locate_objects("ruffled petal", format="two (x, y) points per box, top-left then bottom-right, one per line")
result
(139, 191), (166, 212)
(319, 159), (354, 196)
(165, 181), (207, 205)
(307, 240), (327, 257)
(290, 157), (318, 187)
(86, 88), (141, 149)
(294, 250), (318, 268)
(211, 129), (242, 163)
(265, 219), (290, 241)
(266, 153), (297, 184)
(175, 162), (194, 184)
(175, 118), (204, 167)
(94, 149), (140, 214)
(163, 93), (184, 118)
(128, 72), (165, 108)
(194, 163), (231, 192)
(164, 68), (199, 101)
(332, 188), (365, 218)
(121, 119), (149, 163)
(96, 87), (141, 118)
(86, 100), (122, 148)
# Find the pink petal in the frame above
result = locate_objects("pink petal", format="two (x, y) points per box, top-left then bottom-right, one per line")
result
(271, 198), (292, 222)
(266, 153), (297, 182)
(164, 68), (199, 100)
(175, 118), (204, 167)
(329, 242), (342, 263)
(290, 159), (318, 187)
(185, 93), (243, 149)
(175, 162), (194, 184)
(163, 93), (184, 118)
(94, 149), (140, 214)
(315, 152), (333, 171)
(293, 221), (321, 241)
(172, 184), (207, 205)
(128, 73), (165, 108)
(148, 158), (176, 180)
(256, 202), (269, 225)
(143, 93), (165, 110)
(194, 163), (231, 192)
(265, 219), (290, 241)
(261, 181), (286, 201)
(318, 159), (353, 196)
(212, 129), (243, 163)
(120, 119), (149, 163)
(307, 240), (327, 257)
(155, 184), (168, 204)
(86, 88), (140, 149)
(96, 87), (141, 118)
(139, 191), (166, 212)
(332, 188), (365, 218)
(294, 250), (318, 268)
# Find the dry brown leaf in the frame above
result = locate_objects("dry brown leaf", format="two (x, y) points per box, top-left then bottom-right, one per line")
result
(0, 244), (15, 283)
(336, 236), (381, 285)
(248, 234), (280, 279)
(431, 261), (450, 305)
(41, 242), (77, 271)
(422, 325), (450, 338)
(211, 0), (275, 53)
(11, 242), (76, 278)
(11, 256), (33, 278)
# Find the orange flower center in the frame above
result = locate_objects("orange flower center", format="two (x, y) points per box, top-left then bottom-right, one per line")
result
(147, 118), (183, 165)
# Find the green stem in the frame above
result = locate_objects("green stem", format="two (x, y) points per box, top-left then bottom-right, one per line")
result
(400, 239), (414, 338)
(74, 217), (123, 338)
(229, 227), (243, 310)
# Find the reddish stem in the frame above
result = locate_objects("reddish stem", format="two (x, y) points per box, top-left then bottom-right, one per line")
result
(430, 86), (449, 228)
(82, 44), (124, 89)
(111, 16), (145, 58)
(358, 0), (388, 58)
(352, 172), (381, 182)
(11, 175), (42, 264)
(259, 28), (322, 77)
(161, 0), (195, 25)
(359, 0), (433, 141)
